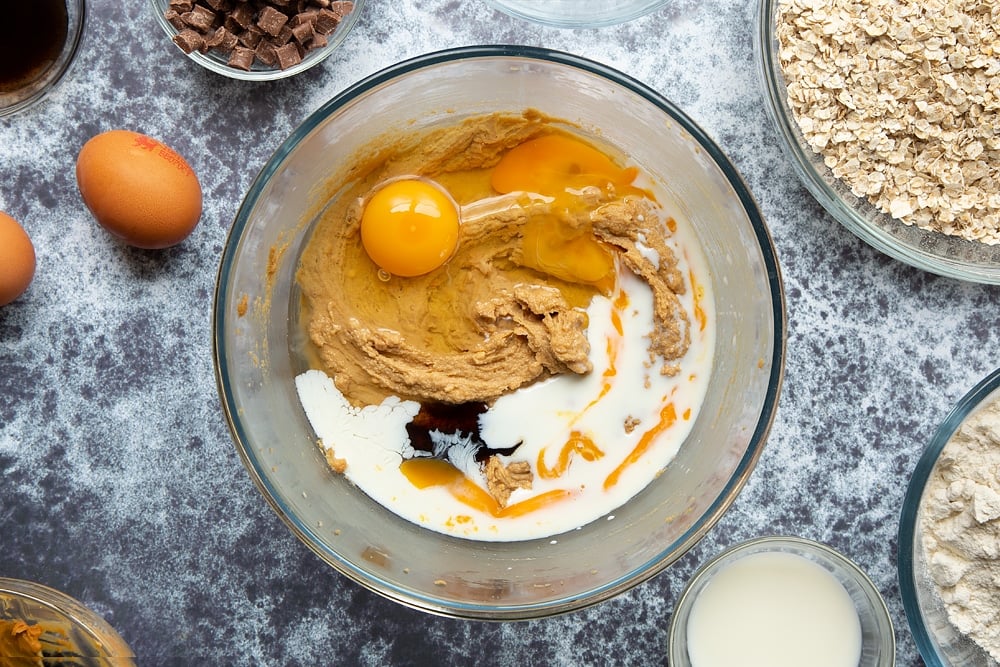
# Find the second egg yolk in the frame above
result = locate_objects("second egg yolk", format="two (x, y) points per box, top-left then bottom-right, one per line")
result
(490, 133), (643, 201)
(491, 133), (630, 292)
(360, 179), (460, 278)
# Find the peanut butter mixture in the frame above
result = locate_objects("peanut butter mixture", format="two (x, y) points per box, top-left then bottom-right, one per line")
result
(0, 620), (43, 667)
(297, 111), (690, 409)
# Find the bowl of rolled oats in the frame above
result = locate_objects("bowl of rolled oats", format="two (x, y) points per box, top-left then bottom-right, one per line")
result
(150, 0), (365, 81)
(756, 0), (1000, 284)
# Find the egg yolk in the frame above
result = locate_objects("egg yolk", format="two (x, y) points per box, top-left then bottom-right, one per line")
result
(490, 133), (643, 201)
(491, 134), (633, 292)
(360, 179), (460, 277)
(520, 215), (616, 293)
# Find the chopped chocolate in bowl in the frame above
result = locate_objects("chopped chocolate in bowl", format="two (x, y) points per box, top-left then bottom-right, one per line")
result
(150, 0), (364, 80)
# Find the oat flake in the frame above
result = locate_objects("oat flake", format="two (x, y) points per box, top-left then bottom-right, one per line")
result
(777, 0), (1000, 245)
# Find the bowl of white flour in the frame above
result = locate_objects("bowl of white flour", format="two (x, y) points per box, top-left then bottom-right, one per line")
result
(899, 366), (1000, 666)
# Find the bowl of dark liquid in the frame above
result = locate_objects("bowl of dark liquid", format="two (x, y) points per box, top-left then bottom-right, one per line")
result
(0, 0), (85, 117)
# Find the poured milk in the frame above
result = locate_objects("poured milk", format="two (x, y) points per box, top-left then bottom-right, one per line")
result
(685, 551), (863, 667)
(295, 205), (715, 542)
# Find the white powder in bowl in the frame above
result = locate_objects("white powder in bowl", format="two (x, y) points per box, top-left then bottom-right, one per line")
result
(921, 391), (1000, 663)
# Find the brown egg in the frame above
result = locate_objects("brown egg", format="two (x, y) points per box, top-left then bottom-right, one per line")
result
(76, 130), (203, 249)
(0, 211), (36, 306)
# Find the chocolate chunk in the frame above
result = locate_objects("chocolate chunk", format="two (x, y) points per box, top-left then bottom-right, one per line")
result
(227, 45), (256, 71)
(228, 2), (255, 29)
(168, 0), (195, 11)
(274, 42), (302, 69)
(164, 9), (186, 30)
(238, 25), (264, 48)
(254, 40), (277, 67)
(310, 31), (328, 49)
(181, 5), (216, 32)
(204, 0), (233, 11)
(172, 28), (205, 54)
(257, 5), (288, 36)
(205, 26), (238, 52)
(313, 7), (343, 34)
(271, 24), (293, 46)
(289, 10), (317, 27)
(291, 21), (314, 45)
(328, 1), (354, 19)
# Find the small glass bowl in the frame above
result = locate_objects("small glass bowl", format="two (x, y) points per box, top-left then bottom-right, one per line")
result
(483, 0), (669, 28)
(0, 0), (86, 118)
(755, 0), (1000, 284)
(668, 536), (895, 666)
(148, 0), (366, 81)
(0, 577), (135, 663)
(898, 367), (1000, 666)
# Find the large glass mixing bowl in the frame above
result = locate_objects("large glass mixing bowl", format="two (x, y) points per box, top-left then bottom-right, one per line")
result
(213, 45), (786, 619)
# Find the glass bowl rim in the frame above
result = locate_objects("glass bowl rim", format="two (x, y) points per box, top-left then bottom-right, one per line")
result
(754, 0), (1000, 285)
(0, 0), (86, 118)
(897, 366), (1000, 665)
(482, 0), (670, 28)
(147, 0), (366, 81)
(667, 534), (896, 663)
(212, 44), (787, 619)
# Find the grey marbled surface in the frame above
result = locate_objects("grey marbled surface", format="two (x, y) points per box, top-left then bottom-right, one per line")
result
(1, 0), (999, 664)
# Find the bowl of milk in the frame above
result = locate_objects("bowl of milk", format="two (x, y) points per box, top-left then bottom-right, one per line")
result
(668, 536), (895, 667)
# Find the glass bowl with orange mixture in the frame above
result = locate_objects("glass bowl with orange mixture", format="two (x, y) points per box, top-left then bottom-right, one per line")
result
(0, 577), (134, 664)
(214, 45), (786, 618)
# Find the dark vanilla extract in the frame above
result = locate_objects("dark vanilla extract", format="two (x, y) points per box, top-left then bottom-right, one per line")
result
(0, 0), (69, 93)
(406, 402), (521, 463)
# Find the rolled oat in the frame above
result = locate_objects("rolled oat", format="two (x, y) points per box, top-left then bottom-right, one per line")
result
(776, 0), (1000, 245)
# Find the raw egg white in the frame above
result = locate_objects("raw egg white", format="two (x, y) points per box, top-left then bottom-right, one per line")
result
(0, 211), (36, 306)
(76, 130), (202, 249)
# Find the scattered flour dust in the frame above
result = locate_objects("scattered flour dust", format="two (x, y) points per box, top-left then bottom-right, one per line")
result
(921, 390), (1000, 662)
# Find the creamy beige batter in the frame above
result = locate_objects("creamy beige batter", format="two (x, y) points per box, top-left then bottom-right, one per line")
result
(296, 110), (690, 408)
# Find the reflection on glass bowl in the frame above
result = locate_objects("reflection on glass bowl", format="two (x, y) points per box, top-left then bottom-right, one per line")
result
(213, 45), (785, 619)
(483, 0), (669, 28)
